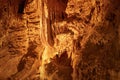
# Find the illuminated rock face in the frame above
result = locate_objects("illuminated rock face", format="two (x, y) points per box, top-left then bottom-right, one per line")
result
(0, 0), (120, 80)
(0, 0), (42, 79)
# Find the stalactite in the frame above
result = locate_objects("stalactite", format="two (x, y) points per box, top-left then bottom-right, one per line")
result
(0, 0), (120, 79)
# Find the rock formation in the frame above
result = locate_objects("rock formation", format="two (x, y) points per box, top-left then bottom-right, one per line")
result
(0, 0), (120, 80)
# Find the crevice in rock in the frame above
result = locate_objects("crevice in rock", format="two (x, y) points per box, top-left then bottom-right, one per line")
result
(18, 0), (27, 14)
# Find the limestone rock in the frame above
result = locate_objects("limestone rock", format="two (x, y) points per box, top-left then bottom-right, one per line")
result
(0, 0), (120, 80)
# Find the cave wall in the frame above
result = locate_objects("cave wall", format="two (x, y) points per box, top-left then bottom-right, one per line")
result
(0, 0), (120, 80)
(0, 0), (42, 79)
(40, 0), (120, 80)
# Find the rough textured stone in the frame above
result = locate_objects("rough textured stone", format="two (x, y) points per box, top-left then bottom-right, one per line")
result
(0, 0), (120, 80)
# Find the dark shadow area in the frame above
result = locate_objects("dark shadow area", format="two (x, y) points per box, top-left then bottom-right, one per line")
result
(75, 0), (120, 80)
(47, 0), (68, 22)
(18, 0), (27, 14)
(45, 50), (73, 80)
